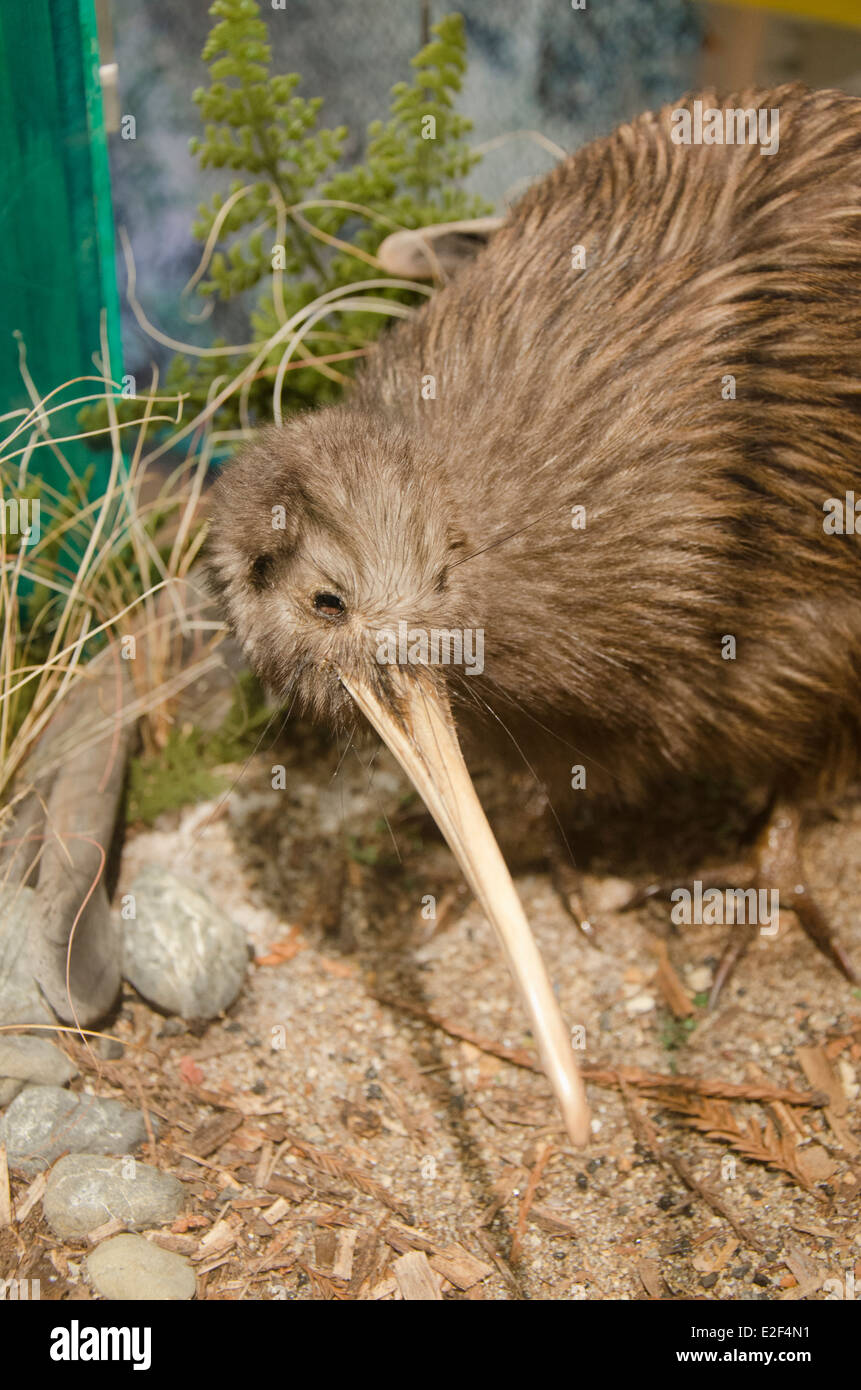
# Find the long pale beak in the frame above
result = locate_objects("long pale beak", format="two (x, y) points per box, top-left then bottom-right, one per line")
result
(340, 667), (591, 1147)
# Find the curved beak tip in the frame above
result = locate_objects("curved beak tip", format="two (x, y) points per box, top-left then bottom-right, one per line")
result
(340, 667), (591, 1148)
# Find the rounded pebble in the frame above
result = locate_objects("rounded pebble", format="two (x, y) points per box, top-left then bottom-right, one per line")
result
(123, 866), (248, 1019)
(86, 1233), (196, 1301)
(43, 1154), (185, 1239)
(0, 1085), (153, 1176)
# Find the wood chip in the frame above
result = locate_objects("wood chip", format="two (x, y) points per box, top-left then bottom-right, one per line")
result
(393, 1250), (443, 1301)
(195, 1253), (233, 1278)
(14, 1171), (47, 1222)
(824, 1111), (860, 1156)
(796, 1045), (847, 1116)
(779, 1242), (828, 1300)
(428, 1244), (493, 1290)
(255, 1141), (274, 1188)
(0, 1143), (11, 1228)
(187, 1111), (244, 1158)
(638, 1257), (667, 1299)
(254, 928), (307, 965)
(87, 1218), (126, 1244)
(367, 1274), (399, 1300)
(383, 1223), (440, 1256)
(265, 1174), (312, 1202)
(332, 1228), (359, 1281)
(653, 941), (694, 1019)
(314, 1230), (337, 1270)
(528, 1203), (581, 1238)
(692, 1236), (738, 1274)
(791, 1219), (834, 1239)
(194, 1217), (238, 1261)
(146, 1231), (198, 1256)
(261, 1197), (291, 1227)
(229, 1124), (267, 1154)
(794, 1143), (838, 1184)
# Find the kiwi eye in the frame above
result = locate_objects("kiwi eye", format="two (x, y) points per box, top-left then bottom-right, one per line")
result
(313, 591), (346, 618)
(249, 553), (275, 590)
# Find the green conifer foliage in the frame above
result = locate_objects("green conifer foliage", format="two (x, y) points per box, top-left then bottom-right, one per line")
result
(146, 5), (490, 434)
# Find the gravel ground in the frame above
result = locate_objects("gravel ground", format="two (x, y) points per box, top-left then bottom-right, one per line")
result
(6, 706), (859, 1301)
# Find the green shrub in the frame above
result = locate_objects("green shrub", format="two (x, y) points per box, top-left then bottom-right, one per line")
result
(84, 3), (490, 439)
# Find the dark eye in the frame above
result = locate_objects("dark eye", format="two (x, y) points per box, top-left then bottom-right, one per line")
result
(249, 553), (275, 590)
(313, 591), (346, 618)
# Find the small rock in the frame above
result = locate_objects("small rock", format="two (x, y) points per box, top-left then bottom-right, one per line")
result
(96, 1037), (125, 1061)
(581, 874), (634, 913)
(625, 991), (656, 1017)
(44, 1154), (185, 1239)
(0, 1079), (23, 1107)
(0, 1037), (78, 1097)
(157, 1018), (186, 1039)
(0, 889), (57, 1028)
(701, 1272), (719, 1290)
(686, 965), (713, 994)
(123, 867), (248, 1019)
(86, 1233), (195, 1301)
(0, 1085), (154, 1176)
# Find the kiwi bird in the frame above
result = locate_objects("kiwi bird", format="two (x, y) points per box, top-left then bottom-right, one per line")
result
(206, 84), (861, 1146)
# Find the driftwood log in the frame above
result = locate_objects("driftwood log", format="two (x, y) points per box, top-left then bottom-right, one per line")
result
(2, 652), (134, 1026)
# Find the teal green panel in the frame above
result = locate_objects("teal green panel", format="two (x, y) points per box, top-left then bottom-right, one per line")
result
(0, 0), (124, 506)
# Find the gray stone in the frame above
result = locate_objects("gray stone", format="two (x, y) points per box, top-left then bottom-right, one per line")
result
(86, 1233), (196, 1301)
(0, 888), (56, 1029)
(0, 1079), (23, 1107)
(123, 866), (248, 1019)
(0, 1036), (78, 1092)
(0, 1085), (154, 1176)
(43, 1154), (185, 1239)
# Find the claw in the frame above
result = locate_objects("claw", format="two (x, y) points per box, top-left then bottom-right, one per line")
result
(708, 925), (756, 1008)
(790, 884), (858, 983)
(549, 857), (601, 946)
(623, 801), (857, 1004)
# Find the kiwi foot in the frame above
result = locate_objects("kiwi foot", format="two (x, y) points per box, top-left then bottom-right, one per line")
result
(622, 800), (857, 1006)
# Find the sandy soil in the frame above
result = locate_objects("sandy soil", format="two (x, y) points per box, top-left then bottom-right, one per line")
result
(104, 706), (861, 1299)
(8, 681), (860, 1301)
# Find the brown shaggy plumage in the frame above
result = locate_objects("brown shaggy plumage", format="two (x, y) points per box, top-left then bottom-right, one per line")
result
(207, 83), (861, 810)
